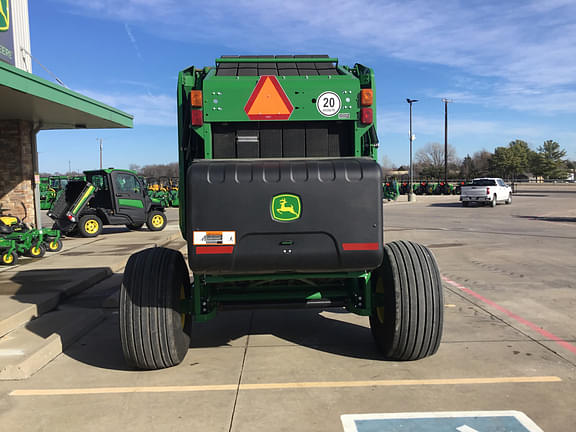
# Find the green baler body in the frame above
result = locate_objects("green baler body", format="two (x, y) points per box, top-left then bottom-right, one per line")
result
(176, 56), (380, 320)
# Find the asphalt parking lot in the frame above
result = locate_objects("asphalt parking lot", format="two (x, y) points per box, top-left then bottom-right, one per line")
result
(1, 185), (575, 431)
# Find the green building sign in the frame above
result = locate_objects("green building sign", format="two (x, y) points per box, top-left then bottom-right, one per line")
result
(0, 0), (15, 66)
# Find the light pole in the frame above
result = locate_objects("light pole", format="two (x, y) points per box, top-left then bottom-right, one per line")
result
(442, 98), (453, 183)
(406, 98), (418, 202)
(97, 138), (103, 169)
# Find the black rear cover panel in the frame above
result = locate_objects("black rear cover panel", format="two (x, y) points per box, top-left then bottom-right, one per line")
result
(186, 158), (383, 274)
(212, 121), (354, 159)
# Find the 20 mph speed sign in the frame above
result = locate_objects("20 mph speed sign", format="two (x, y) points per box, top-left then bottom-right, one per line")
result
(316, 91), (341, 117)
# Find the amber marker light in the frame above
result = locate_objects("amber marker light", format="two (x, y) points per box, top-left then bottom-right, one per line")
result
(360, 89), (373, 106)
(190, 90), (203, 108)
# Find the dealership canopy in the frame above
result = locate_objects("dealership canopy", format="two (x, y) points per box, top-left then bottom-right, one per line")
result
(0, 60), (133, 129)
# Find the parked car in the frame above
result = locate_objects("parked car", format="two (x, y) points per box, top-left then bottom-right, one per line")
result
(459, 178), (512, 207)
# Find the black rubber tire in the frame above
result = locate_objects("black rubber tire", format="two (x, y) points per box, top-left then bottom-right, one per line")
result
(462, 201), (469, 207)
(46, 238), (63, 252)
(78, 215), (103, 238)
(369, 240), (444, 360)
(120, 247), (190, 370)
(505, 194), (512, 205)
(28, 243), (46, 258)
(126, 223), (144, 231)
(146, 211), (167, 232)
(1, 251), (18, 266)
(491, 194), (497, 207)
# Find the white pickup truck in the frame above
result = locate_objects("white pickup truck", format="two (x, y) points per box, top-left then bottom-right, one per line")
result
(459, 177), (512, 207)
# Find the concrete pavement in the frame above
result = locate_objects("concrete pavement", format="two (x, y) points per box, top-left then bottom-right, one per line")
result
(0, 208), (181, 379)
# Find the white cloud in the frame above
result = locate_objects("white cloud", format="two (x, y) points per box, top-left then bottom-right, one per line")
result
(79, 89), (175, 127)
(59, 0), (576, 115)
(378, 111), (558, 143)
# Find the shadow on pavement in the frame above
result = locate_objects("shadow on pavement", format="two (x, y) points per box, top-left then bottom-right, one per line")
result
(427, 202), (465, 208)
(2, 267), (112, 296)
(514, 215), (576, 223)
(63, 307), (385, 372)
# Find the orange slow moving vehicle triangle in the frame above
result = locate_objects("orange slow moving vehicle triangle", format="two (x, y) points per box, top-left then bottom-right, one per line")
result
(244, 76), (294, 120)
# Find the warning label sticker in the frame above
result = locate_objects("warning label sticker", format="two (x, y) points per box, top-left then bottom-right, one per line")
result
(193, 231), (236, 246)
(317, 91), (341, 117)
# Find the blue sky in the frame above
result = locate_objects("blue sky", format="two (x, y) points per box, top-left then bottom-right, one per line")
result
(31, 0), (576, 173)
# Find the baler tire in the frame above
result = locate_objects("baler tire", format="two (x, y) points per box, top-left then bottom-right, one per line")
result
(146, 211), (166, 232)
(120, 247), (190, 370)
(369, 240), (444, 361)
(78, 215), (103, 238)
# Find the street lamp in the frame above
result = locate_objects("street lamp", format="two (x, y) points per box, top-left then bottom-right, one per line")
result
(406, 98), (418, 202)
(442, 98), (453, 183)
(97, 138), (103, 169)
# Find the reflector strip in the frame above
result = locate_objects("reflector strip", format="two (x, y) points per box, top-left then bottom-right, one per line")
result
(342, 242), (379, 251)
(196, 246), (234, 254)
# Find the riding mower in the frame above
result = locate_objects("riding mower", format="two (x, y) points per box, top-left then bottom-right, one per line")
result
(0, 208), (62, 265)
(159, 176), (179, 207)
(146, 177), (170, 208)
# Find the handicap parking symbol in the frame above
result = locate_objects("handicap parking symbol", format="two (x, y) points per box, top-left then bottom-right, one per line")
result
(341, 411), (543, 432)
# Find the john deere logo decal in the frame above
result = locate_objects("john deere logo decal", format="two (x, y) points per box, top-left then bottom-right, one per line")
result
(0, 0), (9, 31)
(271, 194), (301, 222)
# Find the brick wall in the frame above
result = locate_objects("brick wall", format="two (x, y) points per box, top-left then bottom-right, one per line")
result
(0, 120), (36, 224)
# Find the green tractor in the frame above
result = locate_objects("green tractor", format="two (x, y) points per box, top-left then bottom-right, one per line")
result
(48, 169), (167, 238)
(383, 179), (400, 201)
(39, 178), (57, 210)
(119, 55), (444, 370)
(49, 176), (69, 192)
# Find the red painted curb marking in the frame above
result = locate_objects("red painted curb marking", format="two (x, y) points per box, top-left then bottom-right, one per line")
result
(442, 276), (576, 355)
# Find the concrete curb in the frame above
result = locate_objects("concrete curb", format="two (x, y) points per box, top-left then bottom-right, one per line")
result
(0, 227), (182, 380)
(0, 308), (104, 380)
(0, 293), (60, 338)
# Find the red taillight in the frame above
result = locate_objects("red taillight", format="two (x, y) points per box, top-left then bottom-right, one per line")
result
(361, 108), (373, 124)
(486, 187), (490, 195)
(191, 110), (203, 126)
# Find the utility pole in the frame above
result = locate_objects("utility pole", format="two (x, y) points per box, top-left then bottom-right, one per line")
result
(406, 99), (419, 202)
(442, 98), (453, 183)
(98, 138), (103, 169)
(68, 160), (71, 174)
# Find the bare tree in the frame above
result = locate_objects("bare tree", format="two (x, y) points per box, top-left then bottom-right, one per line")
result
(415, 142), (459, 179)
(140, 162), (178, 178)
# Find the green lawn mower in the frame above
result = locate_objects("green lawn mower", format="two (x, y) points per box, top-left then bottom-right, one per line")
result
(0, 209), (62, 265)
